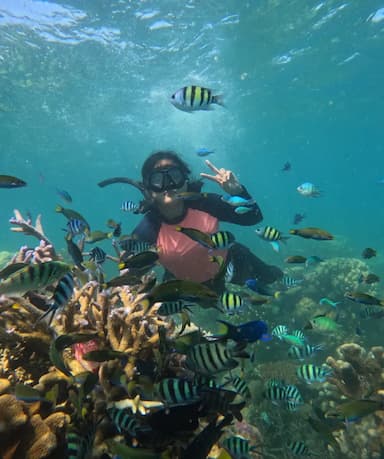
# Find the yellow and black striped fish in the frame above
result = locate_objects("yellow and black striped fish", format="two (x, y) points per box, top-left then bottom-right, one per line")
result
(211, 231), (235, 249)
(219, 291), (243, 314)
(171, 85), (224, 112)
(255, 225), (287, 252)
(0, 261), (71, 296)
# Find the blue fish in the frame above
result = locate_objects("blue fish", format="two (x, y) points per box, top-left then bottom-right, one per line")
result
(234, 206), (253, 214)
(215, 319), (270, 343)
(196, 147), (214, 157)
(245, 279), (274, 296)
(221, 195), (255, 207)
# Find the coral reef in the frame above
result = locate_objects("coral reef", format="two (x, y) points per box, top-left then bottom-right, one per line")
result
(324, 343), (384, 401)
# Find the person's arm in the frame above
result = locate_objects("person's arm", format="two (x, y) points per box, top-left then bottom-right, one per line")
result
(192, 193), (262, 225)
(198, 160), (263, 225)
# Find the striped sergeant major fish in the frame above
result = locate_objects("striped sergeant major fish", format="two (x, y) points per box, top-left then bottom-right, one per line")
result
(66, 218), (88, 236)
(0, 261), (71, 296)
(271, 325), (288, 339)
(119, 237), (152, 254)
(171, 85), (224, 112)
(36, 272), (75, 325)
(155, 378), (200, 405)
(186, 341), (248, 375)
(107, 406), (149, 435)
(296, 364), (332, 384)
(230, 376), (251, 399)
(121, 200), (139, 212)
(288, 344), (325, 360)
(89, 247), (107, 265)
(66, 424), (95, 459)
(255, 225), (288, 252)
(223, 435), (257, 458)
(157, 300), (194, 316)
(219, 292), (243, 315)
(210, 231), (235, 249)
(281, 275), (303, 288)
(286, 440), (319, 456)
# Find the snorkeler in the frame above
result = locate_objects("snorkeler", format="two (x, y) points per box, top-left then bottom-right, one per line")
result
(130, 151), (283, 290)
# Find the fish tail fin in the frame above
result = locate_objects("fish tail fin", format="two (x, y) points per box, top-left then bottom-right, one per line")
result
(35, 303), (56, 326)
(212, 94), (225, 107)
(216, 319), (233, 338)
(174, 226), (182, 232)
(274, 291), (281, 299)
(380, 300), (384, 307)
(229, 400), (246, 421)
(232, 342), (250, 359)
(55, 205), (63, 213)
(270, 241), (280, 252)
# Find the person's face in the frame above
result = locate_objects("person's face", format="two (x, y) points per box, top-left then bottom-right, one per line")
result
(147, 159), (188, 209)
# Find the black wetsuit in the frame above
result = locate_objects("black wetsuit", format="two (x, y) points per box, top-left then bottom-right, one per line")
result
(133, 189), (283, 288)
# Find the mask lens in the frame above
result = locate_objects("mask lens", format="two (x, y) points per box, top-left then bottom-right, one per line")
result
(148, 166), (186, 192)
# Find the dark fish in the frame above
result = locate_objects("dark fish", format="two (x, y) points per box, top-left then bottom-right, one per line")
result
(289, 227), (333, 240)
(180, 415), (233, 459)
(56, 188), (72, 203)
(118, 250), (159, 271)
(171, 85), (224, 112)
(0, 261), (71, 296)
(104, 272), (142, 288)
(0, 175), (26, 188)
(15, 383), (47, 403)
(293, 213), (306, 225)
(214, 319), (270, 343)
(36, 272), (75, 326)
(362, 247), (377, 259)
(285, 255), (307, 264)
(344, 291), (384, 306)
(107, 219), (122, 237)
(281, 161), (291, 172)
(359, 273), (380, 284)
(244, 278), (274, 296)
(65, 233), (84, 270)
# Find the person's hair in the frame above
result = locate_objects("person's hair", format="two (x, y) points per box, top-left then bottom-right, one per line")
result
(142, 150), (203, 192)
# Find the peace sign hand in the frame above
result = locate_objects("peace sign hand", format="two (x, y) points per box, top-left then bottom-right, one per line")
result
(200, 160), (244, 195)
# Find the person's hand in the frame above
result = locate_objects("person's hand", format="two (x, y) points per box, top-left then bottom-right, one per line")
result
(200, 160), (244, 195)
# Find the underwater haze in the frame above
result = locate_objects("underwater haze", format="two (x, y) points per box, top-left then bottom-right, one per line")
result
(1, 0), (383, 257)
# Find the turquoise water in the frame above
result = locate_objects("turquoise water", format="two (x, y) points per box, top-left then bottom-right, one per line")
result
(1, 0), (383, 261)
(1, 3), (384, 457)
